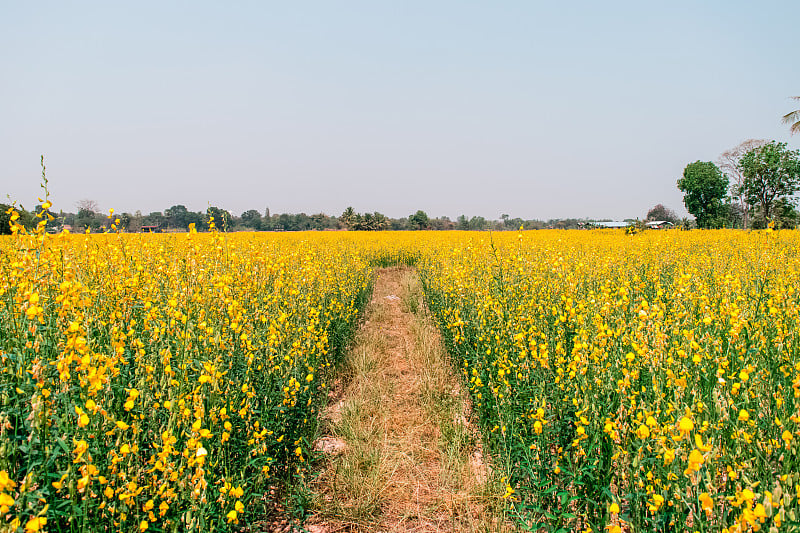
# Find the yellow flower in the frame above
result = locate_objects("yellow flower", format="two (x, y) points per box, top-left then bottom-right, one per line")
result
(754, 503), (767, 521)
(73, 439), (88, 463)
(648, 494), (664, 512)
(686, 449), (704, 473)
(635, 424), (650, 439)
(694, 434), (712, 451)
(678, 416), (694, 435)
(663, 448), (675, 465)
(0, 492), (14, 512)
(25, 517), (47, 533)
(0, 471), (16, 491)
(738, 409), (749, 422)
(196, 447), (208, 464)
(699, 492), (713, 513)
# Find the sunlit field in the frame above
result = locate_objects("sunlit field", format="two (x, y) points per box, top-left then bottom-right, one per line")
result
(0, 212), (374, 532)
(2, 207), (799, 532)
(420, 229), (800, 531)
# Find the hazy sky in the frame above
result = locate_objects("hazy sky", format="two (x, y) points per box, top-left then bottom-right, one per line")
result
(2, 1), (799, 220)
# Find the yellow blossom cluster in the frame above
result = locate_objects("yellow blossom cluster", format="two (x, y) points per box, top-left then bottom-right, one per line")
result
(0, 204), (373, 531)
(4, 200), (800, 531)
(419, 229), (800, 531)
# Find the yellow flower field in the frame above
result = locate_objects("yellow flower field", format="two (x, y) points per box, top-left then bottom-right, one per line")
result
(2, 205), (799, 532)
(419, 229), (800, 531)
(1, 208), (373, 532)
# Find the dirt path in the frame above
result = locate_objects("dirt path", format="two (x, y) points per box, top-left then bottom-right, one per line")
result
(306, 267), (496, 532)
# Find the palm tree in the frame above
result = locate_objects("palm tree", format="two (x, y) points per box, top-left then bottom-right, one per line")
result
(783, 96), (800, 134)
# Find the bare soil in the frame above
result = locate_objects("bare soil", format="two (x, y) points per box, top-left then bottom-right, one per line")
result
(306, 267), (490, 532)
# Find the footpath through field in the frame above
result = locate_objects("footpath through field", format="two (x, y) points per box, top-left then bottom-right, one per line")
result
(305, 267), (500, 532)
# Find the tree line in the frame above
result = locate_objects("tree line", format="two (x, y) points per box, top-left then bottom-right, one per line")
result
(0, 201), (633, 235)
(673, 99), (800, 229)
(677, 140), (800, 229)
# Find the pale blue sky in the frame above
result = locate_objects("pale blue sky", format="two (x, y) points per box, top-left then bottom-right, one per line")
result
(2, 1), (798, 220)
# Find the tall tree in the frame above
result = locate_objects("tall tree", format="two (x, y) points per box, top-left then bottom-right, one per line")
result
(76, 199), (99, 214)
(206, 207), (231, 231)
(645, 204), (679, 224)
(407, 210), (429, 230)
(677, 161), (729, 229)
(738, 141), (800, 225)
(339, 207), (357, 229)
(0, 204), (13, 235)
(783, 96), (800, 135)
(718, 139), (768, 228)
(468, 216), (487, 230)
(164, 205), (190, 229)
(240, 209), (262, 230)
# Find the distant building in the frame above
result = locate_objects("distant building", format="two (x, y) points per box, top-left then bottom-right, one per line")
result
(645, 221), (674, 229)
(593, 221), (628, 229)
(141, 225), (161, 233)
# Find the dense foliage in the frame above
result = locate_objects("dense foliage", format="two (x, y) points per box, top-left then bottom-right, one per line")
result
(738, 141), (800, 228)
(677, 161), (729, 229)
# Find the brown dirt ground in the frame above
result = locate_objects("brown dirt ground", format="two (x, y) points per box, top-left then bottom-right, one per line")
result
(306, 267), (489, 533)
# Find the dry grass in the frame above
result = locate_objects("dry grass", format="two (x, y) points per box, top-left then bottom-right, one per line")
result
(306, 267), (513, 533)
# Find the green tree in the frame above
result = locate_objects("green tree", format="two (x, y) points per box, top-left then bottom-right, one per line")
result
(718, 139), (768, 229)
(240, 209), (262, 230)
(0, 204), (13, 235)
(738, 141), (800, 226)
(677, 161), (729, 228)
(468, 216), (487, 230)
(75, 208), (101, 231)
(368, 212), (390, 230)
(118, 212), (133, 231)
(164, 205), (190, 229)
(783, 96), (800, 135)
(407, 210), (429, 230)
(206, 207), (231, 231)
(339, 207), (357, 229)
